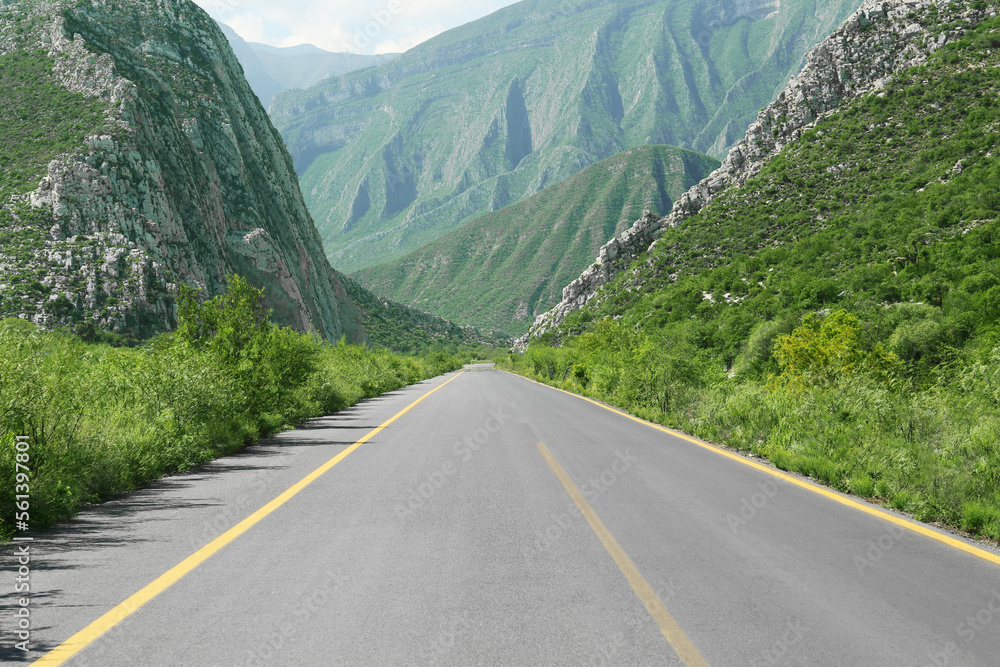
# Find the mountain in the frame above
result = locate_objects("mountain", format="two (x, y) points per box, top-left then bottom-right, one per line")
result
(269, 0), (862, 274)
(216, 23), (398, 109)
(352, 145), (719, 335)
(521, 0), (993, 345)
(215, 21), (283, 108)
(0, 0), (368, 341)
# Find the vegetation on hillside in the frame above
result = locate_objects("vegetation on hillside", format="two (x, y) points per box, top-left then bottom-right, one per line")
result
(0, 15), (485, 353)
(512, 12), (1000, 543)
(353, 146), (719, 336)
(0, 48), (112, 321)
(0, 276), (467, 541)
(342, 276), (505, 355)
(272, 0), (860, 273)
(0, 49), (109, 200)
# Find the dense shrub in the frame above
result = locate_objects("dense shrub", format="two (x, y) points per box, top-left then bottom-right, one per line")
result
(0, 278), (464, 540)
(505, 329), (1000, 541)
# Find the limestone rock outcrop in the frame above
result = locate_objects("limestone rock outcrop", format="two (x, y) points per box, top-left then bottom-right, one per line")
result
(0, 0), (365, 341)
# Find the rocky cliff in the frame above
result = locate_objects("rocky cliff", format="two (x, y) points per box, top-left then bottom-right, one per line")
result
(270, 0), (862, 274)
(518, 0), (997, 350)
(0, 0), (365, 342)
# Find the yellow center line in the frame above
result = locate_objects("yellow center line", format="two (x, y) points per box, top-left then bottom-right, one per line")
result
(509, 371), (1000, 569)
(33, 371), (466, 667)
(537, 442), (710, 667)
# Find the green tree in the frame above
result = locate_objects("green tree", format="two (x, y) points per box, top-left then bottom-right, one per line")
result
(770, 311), (901, 392)
(176, 275), (319, 419)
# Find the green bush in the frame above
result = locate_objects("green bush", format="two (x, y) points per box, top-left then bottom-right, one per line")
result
(0, 279), (463, 541)
(770, 311), (902, 392)
(501, 325), (1000, 541)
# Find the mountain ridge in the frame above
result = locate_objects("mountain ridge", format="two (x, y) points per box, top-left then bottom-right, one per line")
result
(270, 0), (862, 274)
(0, 0), (367, 341)
(216, 22), (398, 109)
(505, 3), (1000, 547)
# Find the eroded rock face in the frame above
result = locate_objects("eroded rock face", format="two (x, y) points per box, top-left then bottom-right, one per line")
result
(516, 0), (992, 351)
(0, 0), (365, 342)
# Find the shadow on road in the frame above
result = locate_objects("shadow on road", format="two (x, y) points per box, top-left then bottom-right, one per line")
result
(0, 391), (403, 566)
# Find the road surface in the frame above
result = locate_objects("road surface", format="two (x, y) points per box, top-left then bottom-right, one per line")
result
(2, 366), (999, 665)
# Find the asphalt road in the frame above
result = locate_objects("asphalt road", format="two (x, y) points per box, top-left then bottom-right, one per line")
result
(2, 366), (1000, 666)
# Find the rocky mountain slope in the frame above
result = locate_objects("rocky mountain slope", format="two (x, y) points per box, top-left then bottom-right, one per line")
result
(353, 145), (719, 335)
(270, 0), (862, 274)
(520, 0), (997, 348)
(0, 0), (365, 341)
(217, 23), (397, 109)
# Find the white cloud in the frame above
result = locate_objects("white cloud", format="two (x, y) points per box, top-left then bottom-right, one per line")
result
(192, 0), (520, 54)
(224, 12), (268, 44)
(372, 24), (446, 55)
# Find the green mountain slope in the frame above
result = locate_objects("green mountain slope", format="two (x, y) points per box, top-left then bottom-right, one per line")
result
(270, 0), (861, 273)
(341, 277), (504, 353)
(553, 11), (1000, 352)
(516, 5), (1000, 540)
(0, 0), (484, 351)
(0, 0), (366, 342)
(352, 145), (719, 335)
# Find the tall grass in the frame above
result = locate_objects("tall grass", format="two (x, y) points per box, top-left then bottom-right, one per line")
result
(0, 277), (463, 540)
(504, 321), (1000, 542)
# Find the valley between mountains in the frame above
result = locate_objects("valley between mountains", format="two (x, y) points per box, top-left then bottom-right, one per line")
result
(2, 0), (1000, 664)
(5, 369), (1000, 665)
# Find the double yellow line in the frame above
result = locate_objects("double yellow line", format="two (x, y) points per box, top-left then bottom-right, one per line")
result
(34, 372), (464, 666)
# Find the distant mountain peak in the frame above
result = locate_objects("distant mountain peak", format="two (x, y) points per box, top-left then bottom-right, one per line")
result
(352, 145), (720, 335)
(248, 42), (329, 56)
(216, 21), (399, 108)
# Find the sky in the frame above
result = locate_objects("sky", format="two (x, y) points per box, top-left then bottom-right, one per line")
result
(192, 0), (521, 55)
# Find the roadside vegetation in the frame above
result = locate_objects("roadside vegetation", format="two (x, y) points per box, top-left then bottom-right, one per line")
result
(509, 14), (1000, 543)
(0, 276), (475, 540)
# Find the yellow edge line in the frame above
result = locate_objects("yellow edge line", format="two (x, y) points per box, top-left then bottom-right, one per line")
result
(537, 442), (709, 667)
(507, 370), (1000, 569)
(33, 371), (466, 666)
